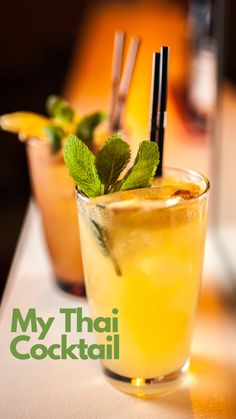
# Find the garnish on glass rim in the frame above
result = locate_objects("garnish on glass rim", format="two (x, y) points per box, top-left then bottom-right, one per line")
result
(63, 132), (160, 198)
(0, 95), (107, 154)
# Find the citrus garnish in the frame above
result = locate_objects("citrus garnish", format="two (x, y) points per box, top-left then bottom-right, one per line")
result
(0, 96), (107, 153)
(0, 112), (49, 142)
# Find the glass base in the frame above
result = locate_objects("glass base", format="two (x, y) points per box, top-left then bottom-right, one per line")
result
(103, 358), (190, 398)
(56, 277), (86, 297)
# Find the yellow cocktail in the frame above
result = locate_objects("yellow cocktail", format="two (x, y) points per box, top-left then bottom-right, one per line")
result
(76, 167), (209, 396)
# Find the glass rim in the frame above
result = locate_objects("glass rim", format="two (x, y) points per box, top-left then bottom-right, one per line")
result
(28, 136), (47, 145)
(27, 137), (64, 152)
(27, 137), (65, 162)
(76, 165), (210, 210)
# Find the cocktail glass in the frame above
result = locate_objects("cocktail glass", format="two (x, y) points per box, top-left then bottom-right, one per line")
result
(76, 167), (209, 396)
(27, 137), (84, 296)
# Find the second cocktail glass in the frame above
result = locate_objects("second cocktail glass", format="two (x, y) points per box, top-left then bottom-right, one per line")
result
(27, 138), (84, 295)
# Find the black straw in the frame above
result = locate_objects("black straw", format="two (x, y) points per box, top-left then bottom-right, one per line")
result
(149, 52), (161, 143)
(156, 46), (170, 177)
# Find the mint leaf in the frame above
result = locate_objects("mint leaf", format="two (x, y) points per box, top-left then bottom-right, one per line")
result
(114, 140), (159, 191)
(90, 219), (109, 255)
(95, 133), (131, 193)
(90, 220), (121, 276)
(64, 134), (104, 197)
(44, 125), (64, 153)
(75, 111), (107, 149)
(46, 95), (74, 123)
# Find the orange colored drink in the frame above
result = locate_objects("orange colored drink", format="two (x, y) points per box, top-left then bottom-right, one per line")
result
(27, 138), (84, 295)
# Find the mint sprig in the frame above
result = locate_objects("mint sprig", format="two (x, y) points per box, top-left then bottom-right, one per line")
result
(75, 111), (107, 149)
(64, 133), (159, 198)
(46, 95), (74, 123)
(95, 132), (131, 193)
(44, 95), (107, 154)
(44, 125), (65, 153)
(112, 140), (160, 192)
(64, 134), (104, 198)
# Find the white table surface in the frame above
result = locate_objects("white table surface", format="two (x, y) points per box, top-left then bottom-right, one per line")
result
(0, 202), (236, 419)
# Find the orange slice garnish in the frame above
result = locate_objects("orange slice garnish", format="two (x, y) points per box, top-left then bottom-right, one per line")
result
(0, 112), (50, 141)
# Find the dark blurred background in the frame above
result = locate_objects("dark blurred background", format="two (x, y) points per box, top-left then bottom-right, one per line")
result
(0, 0), (235, 298)
(0, 0), (87, 297)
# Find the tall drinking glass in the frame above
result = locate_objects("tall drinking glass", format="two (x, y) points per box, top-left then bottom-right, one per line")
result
(27, 138), (84, 296)
(76, 167), (209, 396)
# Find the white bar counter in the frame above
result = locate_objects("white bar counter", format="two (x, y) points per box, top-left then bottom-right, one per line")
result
(0, 202), (236, 419)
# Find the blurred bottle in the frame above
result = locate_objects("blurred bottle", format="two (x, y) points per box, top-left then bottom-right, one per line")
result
(187, 0), (218, 130)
